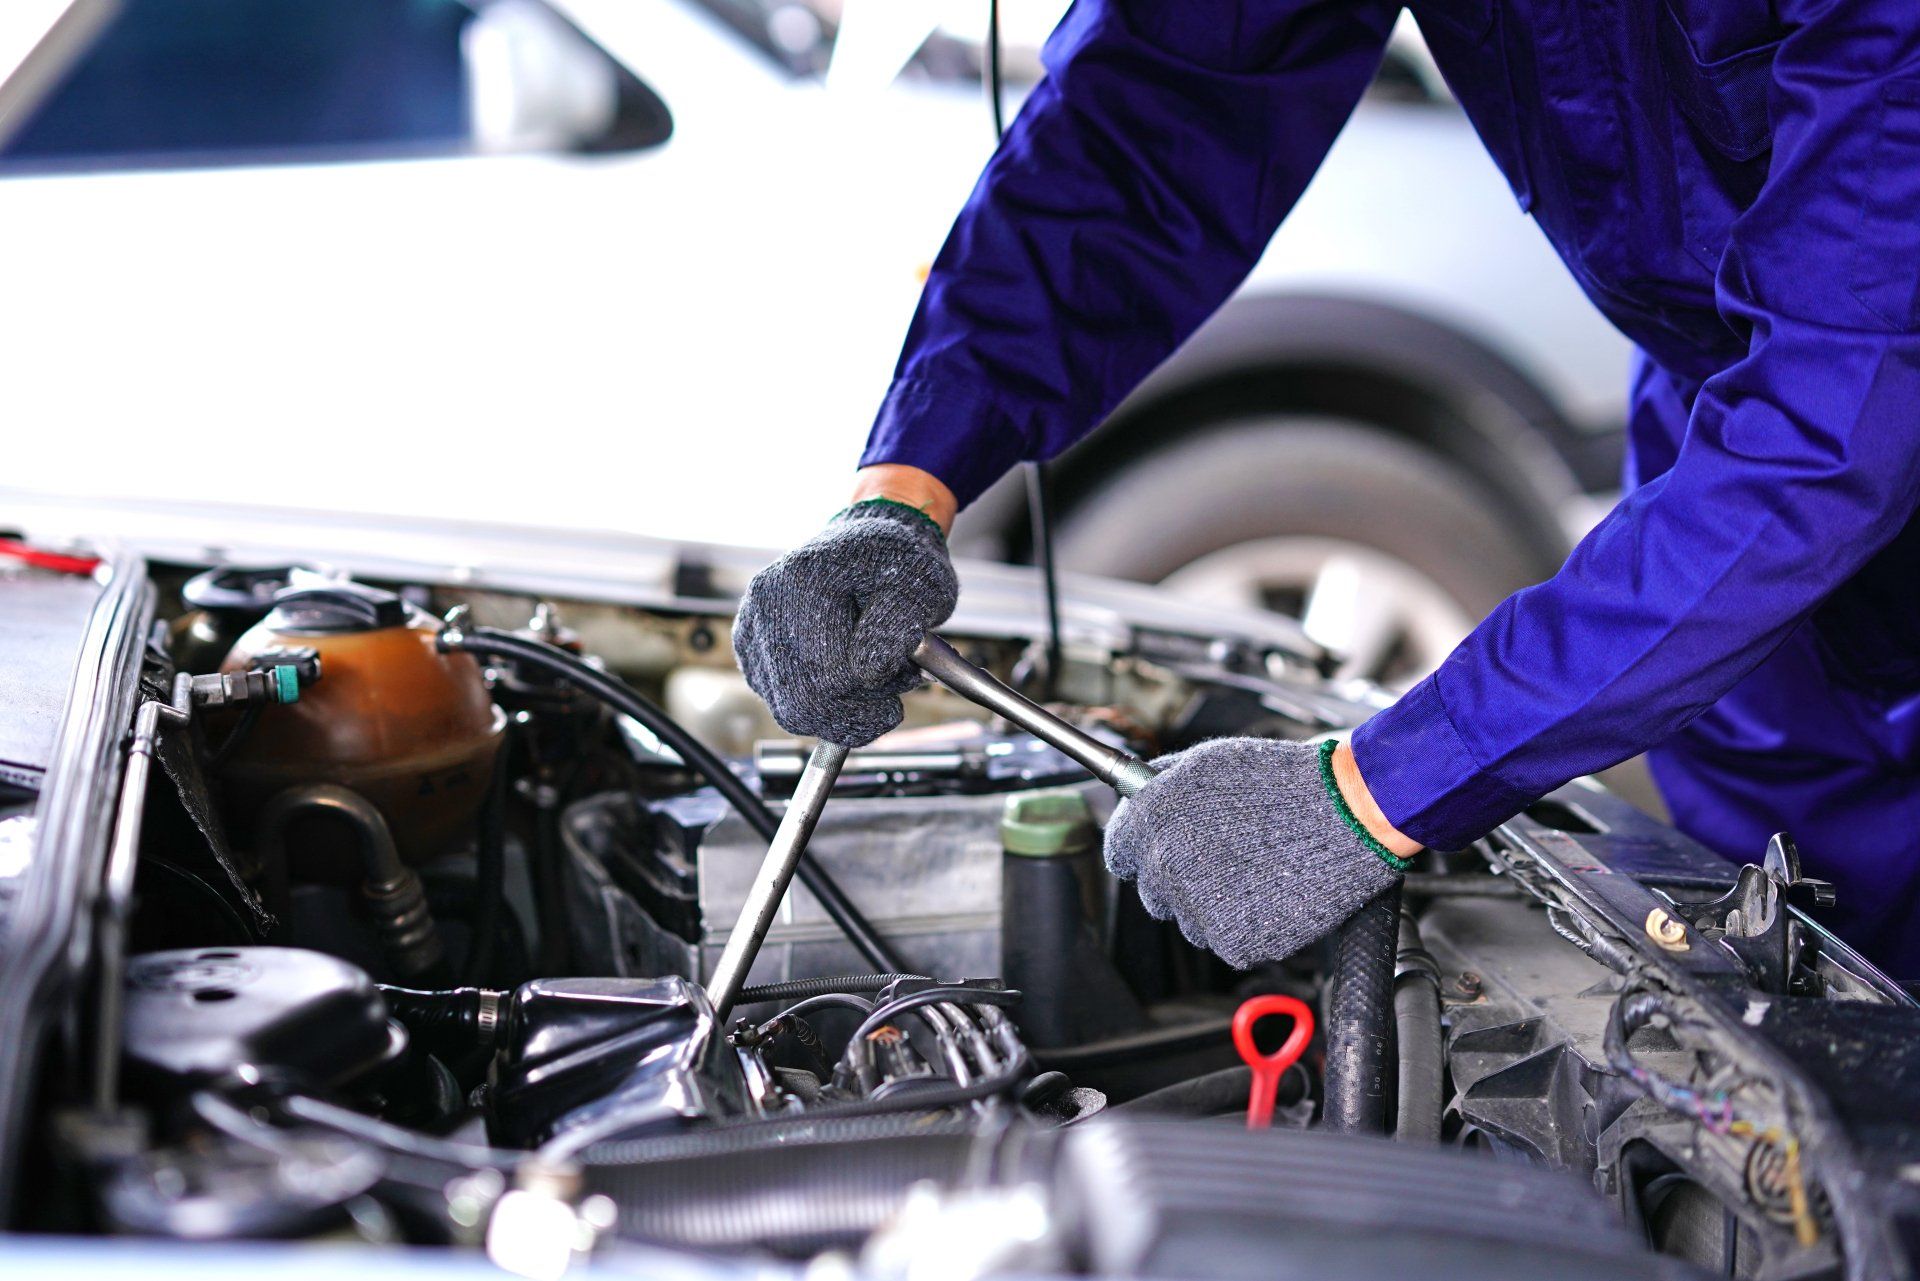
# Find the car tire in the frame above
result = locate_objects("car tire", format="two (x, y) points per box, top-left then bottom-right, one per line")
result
(1055, 418), (1546, 683)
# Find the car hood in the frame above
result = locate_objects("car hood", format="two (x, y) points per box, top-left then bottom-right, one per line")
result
(0, 485), (1333, 667)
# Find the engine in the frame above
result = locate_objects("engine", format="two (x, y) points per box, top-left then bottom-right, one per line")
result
(46, 558), (1920, 1281)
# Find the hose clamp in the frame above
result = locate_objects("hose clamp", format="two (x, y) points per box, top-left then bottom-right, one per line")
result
(475, 989), (503, 1049)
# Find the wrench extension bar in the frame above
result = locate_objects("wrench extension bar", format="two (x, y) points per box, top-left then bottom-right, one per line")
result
(911, 634), (1158, 798)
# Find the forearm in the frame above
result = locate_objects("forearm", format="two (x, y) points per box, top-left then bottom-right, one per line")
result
(861, 0), (1395, 509)
(1357, 320), (1920, 849)
(850, 465), (957, 536)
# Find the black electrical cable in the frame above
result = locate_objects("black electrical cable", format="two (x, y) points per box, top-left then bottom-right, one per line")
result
(985, 0), (1065, 699)
(985, 0), (1006, 139)
(1547, 904), (1636, 975)
(436, 626), (905, 973)
(853, 985), (1023, 1046)
(761, 992), (876, 1031)
(207, 702), (263, 770)
(840, 986), (1022, 1097)
(1025, 465), (1066, 700)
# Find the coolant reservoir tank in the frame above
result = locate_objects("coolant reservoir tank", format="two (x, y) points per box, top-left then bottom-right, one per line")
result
(219, 583), (505, 864)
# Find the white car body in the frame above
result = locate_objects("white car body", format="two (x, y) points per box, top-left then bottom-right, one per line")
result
(0, 1), (1628, 555)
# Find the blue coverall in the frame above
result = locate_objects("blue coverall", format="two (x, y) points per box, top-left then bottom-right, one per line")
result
(857, 0), (1920, 976)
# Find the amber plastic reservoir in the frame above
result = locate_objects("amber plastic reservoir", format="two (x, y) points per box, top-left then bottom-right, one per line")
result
(219, 585), (505, 868)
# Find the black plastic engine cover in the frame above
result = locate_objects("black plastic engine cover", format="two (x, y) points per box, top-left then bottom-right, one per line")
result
(488, 975), (746, 1149)
(123, 947), (398, 1092)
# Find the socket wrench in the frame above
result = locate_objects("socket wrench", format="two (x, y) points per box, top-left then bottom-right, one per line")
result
(705, 741), (849, 1021)
(911, 634), (1158, 798)
(707, 636), (1156, 1021)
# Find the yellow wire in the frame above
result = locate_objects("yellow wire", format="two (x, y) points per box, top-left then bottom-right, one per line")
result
(1729, 1121), (1817, 1246)
(1782, 1135), (1816, 1247)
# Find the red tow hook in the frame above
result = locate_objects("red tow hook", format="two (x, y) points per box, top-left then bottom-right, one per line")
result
(1232, 994), (1314, 1129)
(0, 538), (101, 575)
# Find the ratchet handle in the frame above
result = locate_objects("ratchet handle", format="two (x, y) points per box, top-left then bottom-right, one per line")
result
(910, 634), (1159, 799)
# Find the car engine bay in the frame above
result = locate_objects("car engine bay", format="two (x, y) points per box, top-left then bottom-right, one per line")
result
(8, 549), (1920, 1281)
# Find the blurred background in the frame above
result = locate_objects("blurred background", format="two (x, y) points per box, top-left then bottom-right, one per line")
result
(0, 0), (1632, 695)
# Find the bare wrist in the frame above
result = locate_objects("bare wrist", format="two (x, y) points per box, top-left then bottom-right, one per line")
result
(1332, 742), (1423, 859)
(851, 465), (958, 535)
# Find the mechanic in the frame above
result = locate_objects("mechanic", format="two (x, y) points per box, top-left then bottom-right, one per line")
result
(734, 0), (1920, 979)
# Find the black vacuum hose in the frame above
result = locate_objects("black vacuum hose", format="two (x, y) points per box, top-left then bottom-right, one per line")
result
(1392, 908), (1444, 1143)
(1322, 884), (1401, 1133)
(437, 625), (905, 973)
(464, 724), (513, 985)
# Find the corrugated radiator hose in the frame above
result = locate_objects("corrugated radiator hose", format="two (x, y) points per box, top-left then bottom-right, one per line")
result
(583, 1118), (1001, 1255)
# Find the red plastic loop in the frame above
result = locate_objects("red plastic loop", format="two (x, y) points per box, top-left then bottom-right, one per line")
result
(1231, 994), (1314, 1129)
(0, 539), (101, 576)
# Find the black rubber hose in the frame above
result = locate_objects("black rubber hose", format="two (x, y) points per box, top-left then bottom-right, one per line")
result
(379, 985), (506, 1060)
(464, 725), (514, 984)
(438, 626), (905, 972)
(533, 794), (572, 974)
(585, 1128), (987, 1254)
(1392, 910), (1445, 1143)
(1400, 872), (1523, 899)
(1115, 1063), (1309, 1118)
(1322, 884), (1401, 1133)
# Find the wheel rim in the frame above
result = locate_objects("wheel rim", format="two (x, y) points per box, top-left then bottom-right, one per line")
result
(1157, 536), (1478, 689)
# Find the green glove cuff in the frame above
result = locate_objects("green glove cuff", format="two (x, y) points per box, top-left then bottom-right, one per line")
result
(835, 497), (947, 542)
(1317, 739), (1412, 873)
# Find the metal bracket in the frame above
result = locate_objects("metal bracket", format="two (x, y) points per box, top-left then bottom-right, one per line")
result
(1666, 833), (1834, 994)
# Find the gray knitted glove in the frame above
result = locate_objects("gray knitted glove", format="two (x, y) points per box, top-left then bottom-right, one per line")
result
(1104, 737), (1407, 968)
(734, 500), (959, 747)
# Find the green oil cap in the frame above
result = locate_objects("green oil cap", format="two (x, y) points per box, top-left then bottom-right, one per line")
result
(1000, 788), (1098, 859)
(271, 664), (301, 704)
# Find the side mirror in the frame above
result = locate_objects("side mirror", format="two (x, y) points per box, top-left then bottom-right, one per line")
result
(0, 0), (669, 173)
(464, 0), (670, 156)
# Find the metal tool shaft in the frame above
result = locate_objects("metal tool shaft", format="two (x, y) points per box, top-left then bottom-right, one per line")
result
(912, 634), (1158, 798)
(706, 741), (850, 1021)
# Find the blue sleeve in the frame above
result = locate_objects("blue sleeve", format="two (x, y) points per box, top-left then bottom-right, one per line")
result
(1354, 2), (1920, 849)
(857, 0), (1397, 506)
